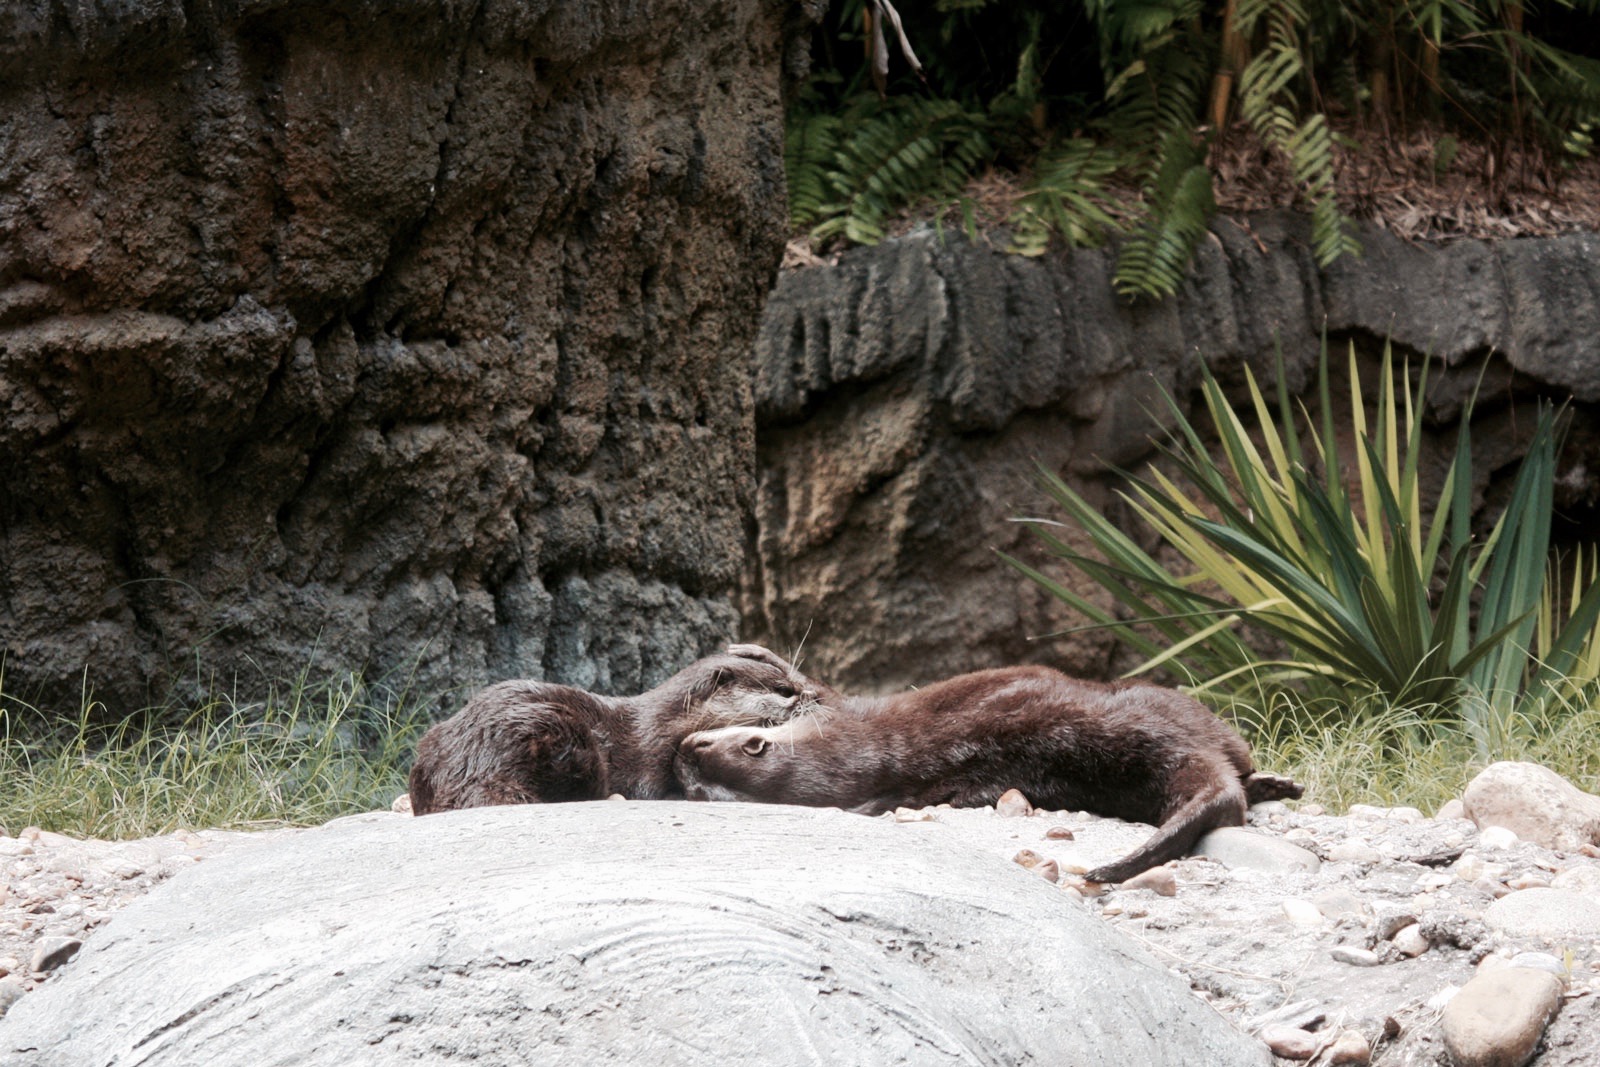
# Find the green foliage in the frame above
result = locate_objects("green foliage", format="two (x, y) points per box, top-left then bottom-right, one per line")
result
(789, 0), (1600, 298)
(791, 97), (992, 245)
(1007, 339), (1600, 742)
(0, 670), (431, 839)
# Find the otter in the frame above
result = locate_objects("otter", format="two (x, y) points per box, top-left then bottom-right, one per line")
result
(408, 644), (831, 815)
(674, 664), (1302, 883)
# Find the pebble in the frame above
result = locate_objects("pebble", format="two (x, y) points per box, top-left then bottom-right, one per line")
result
(1328, 839), (1382, 865)
(1326, 1029), (1371, 1064)
(1012, 849), (1045, 870)
(1479, 826), (1520, 850)
(995, 789), (1034, 818)
(1034, 859), (1060, 884)
(1252, 801), (1290, 815)
(0, 955), (16, 976)
(893, 808), (935, 823)
(1282, 898), (1324, 926)
(1120, 866), (1177, 897)
(1392, 924), (1430, 957)
(1331, 946), (1382, 967)
(1551, 865), (1600, 894)
(1437, 798), (1467, 820)
(30, 937), (82, 973)
(1298, 803), (1326, 816)
(391, 793), (415, 814)
(1506, 873), (1549, 891)
(1312, 887), (1366, 918)
(1259, 1024), (1321, 1059)
(1043, 826), (1075, 841)
(1441, 966), (1564, 1067)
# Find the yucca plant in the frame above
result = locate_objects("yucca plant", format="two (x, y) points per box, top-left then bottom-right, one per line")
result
(1006, 340), (1600, 741)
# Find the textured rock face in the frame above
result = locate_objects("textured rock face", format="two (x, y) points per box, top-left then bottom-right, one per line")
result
(0, 0), (810, 711)
(744, 217), (1600, 691)
(0, 803), (1271, 1066)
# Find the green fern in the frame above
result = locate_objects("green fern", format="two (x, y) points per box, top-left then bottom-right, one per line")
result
(1234, 0), (1360, 266)
(787, 111), (844, 228)
(1008, 139), (1123, 255)
(808, 98), (991, 245)
(1113, 130), (1216, 298)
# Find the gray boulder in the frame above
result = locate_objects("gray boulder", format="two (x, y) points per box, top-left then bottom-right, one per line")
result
(0, 803), (1267, 1066)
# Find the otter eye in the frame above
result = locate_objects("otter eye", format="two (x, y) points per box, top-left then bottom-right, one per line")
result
(741, 736), (769, 757)
(773, 684), (797, 698)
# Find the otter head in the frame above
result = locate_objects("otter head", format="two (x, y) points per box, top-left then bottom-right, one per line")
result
(674, 725), (795, 803)
(675, 645), (836, 732)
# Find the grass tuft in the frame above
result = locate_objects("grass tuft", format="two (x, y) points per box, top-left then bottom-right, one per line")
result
(0, 671), (433, 840)
(1227, 684), (1600, 815)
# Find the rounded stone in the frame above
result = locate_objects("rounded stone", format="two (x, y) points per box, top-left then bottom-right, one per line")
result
(1259, 1024), (1320, 1059)
(1485, 888), (1600, 939)
(1194, 828), (1321, 874)
(995, 788), (1035, 817)
(1463, 762), (1600, 852)
(1441, 967), (1563, 1067)
(0, 803), (1270, 1067)
(1121, 866), (1177, 897)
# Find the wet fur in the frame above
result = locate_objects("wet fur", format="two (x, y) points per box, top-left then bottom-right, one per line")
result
(409, 645), (830, 815)
(675, 665), (1302, 883)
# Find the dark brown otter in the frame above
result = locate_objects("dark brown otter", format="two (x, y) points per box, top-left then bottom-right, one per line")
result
(674, 664), (1302, 882)
(408, 644), (832, 815)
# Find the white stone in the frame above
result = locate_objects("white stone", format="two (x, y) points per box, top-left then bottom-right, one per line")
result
(1328, 839), (1382, 864)
(1282, 899), (1325, 926)
(1479, 825), (1520, 850)
(1194, 828), (1321, 874)
(1486, 888), (1600, 938)
(1437, 798), (1467, 820)
(1392, 924), (1430, 957)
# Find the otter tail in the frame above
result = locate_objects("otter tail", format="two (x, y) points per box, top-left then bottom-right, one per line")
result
(1085, 759), (1247, 884)
(1245, 772), (1304, 804)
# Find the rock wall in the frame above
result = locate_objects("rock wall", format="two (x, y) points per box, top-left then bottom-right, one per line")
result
(0, 0), (818, 712)
(744, 214), (1600, 692)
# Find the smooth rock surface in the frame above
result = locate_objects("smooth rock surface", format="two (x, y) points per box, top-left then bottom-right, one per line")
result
(0, 804), (1269, 1067)
(1485, 888), (1600, 939)
(1194, 827), (1322, 874)
(1441, 967), (1564, 1067)
(1463, 763), (1600, 852)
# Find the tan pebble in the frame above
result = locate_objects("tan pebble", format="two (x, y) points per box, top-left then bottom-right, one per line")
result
(1415, 871), (1454, 891)
(1581, 844), (1599, 858)
(1473, 877), (1513, 899)
(1121, 866), (1177, 896)
(1437, 798), (1467, 821)
(1298, 803), (1326, 816)
(892, 808), (934, 823)
(1012, 849), (1043, 870)
(1258, 1024), (1321, 1060)
(390, 793), (414, 814)
(1392, 923), (1430, 957)
(19, 828), (42, 843)
(605, 793), (627, 802)
(1444, 831), (1466, 847)
(1283, 828), (1317, 844)
(1326, 1029), (1371, 1064)
(1282, 899), (1323, 926)
(995, 789), (1034, 817)
(1067, 877), (1108, 898)
(0, 957), (16, 977)
(1044, 826), (1075, 841)
(33, 830), (73, 848)
(1507, 873), (1549, 891)
(1331, 946), (1382, 967)
(1441, 967), (1563, 1067)
(1453, 852), (1487, 881)
(1035, 859), (1060, 884)
(1101, 902), (1124, 916)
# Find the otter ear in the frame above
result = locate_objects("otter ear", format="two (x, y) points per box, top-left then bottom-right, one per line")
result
(741, 736), (769, 757)
(727, 644), (794, 672)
